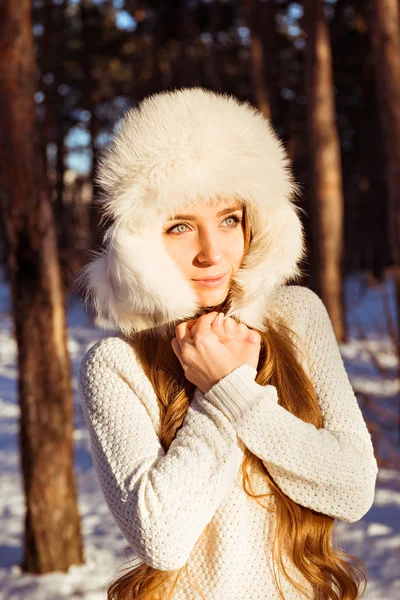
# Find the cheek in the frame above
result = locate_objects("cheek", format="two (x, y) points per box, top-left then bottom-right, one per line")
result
(232, 229), (245, 264)
(162, 238), (196, 279)
(164, 244), (186, 270)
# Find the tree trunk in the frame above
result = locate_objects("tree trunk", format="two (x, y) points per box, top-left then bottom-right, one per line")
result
(243, 0), (279, 126)
(42, 0), (69, 258)
(370, 0), (400, 354)
(206, 0), (225, 92)
(304, 0), (346, 342)
(80, 0), (102, 250)
(357, 53), (390, 279)
(175, 1), (198, 88)
(0, 1), (84, 573)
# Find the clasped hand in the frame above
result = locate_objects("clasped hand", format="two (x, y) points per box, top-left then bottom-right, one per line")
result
(171, 311), (262, 394)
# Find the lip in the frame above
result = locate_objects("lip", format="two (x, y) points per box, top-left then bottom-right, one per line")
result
(192, 272), (229, 287)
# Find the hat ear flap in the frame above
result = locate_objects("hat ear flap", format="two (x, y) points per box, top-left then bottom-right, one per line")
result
(77, 250), (123, 331)
(261, 205), (305, 283)
(227, 205), (305, 330)
(78, 224), (203, 334)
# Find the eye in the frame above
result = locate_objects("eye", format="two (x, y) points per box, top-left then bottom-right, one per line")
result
(165, 221), (190, 234)
(165, 214), (242, 236)
(224, 216), (241, 228)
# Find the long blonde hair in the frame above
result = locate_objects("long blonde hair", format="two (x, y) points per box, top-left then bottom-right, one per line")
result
(107, 205), (367, 600)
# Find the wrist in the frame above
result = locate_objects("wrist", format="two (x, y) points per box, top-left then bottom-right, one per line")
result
(202, 364), (278, 423)
(201, 363), (257, 395)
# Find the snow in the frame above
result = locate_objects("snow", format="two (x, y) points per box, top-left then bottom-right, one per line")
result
(0, 271), (399, 599)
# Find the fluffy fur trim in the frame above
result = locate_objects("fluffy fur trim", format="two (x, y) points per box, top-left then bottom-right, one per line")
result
(80, 87), (305, 335)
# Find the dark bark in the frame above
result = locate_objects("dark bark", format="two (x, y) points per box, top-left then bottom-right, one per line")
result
(304, 0), (346, 342)
(205, 0), (225, 92)
(80, 0), (102, 250)
(370, 0), (400, 354)
(42, 0), (69, 252)
(243, 0), (279, 126)
(0, 0), (83, 573)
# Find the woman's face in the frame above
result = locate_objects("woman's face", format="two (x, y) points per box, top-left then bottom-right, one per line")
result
(162, 198), (245, 307)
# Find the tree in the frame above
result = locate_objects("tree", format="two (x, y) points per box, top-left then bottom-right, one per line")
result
(370, 0), (400, 353)
(304, 0), (346, 341)
(80, 0), (103, 249)
(243, 0), (279, 126)
(0, 1), (84, 572)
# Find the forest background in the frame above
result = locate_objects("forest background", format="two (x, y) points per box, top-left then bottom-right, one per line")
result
(0, 1), (399, 599)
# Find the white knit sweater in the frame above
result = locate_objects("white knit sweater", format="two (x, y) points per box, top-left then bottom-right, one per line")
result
(78, 285), (378, 600)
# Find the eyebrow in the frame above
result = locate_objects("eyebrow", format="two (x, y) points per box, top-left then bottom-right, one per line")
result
(167, 205), (243, 221)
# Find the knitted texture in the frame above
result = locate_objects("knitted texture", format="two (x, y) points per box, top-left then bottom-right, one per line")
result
(78, 285), (378, 600)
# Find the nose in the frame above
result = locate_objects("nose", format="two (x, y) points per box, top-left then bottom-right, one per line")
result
(195, 229), (223, 265)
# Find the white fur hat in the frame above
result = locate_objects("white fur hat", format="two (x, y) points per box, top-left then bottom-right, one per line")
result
(80, 87), (305, 336)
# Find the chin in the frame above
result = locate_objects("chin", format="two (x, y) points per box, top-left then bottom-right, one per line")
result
(198, 290), (228, 307)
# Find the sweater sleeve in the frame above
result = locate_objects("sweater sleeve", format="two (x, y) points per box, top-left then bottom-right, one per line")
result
(78, 338), (243, 571)
(200, 288), (378, 523)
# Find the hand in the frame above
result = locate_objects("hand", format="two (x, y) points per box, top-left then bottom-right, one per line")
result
(171, 311), (262, 394)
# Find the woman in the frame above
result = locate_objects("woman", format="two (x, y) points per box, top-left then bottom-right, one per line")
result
(78, 88), (378, 600)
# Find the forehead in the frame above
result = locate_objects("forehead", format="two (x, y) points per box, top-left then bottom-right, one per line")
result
(167, 197), (243, 220)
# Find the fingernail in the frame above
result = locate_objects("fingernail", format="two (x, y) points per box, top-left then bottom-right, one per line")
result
(217, 312), (224, 324)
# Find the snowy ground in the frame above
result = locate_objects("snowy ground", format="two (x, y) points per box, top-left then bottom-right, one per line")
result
(0, 272), (399, 599)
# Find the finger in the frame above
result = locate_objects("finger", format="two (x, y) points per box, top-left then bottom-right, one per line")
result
(191, 312), (219, 338)
(221, 318), (250, 343)
(185, 319), (198, 330)
(180, 315), (214, 335)
(175, 319), (198, 344)
(209, 315), (223, 342)
(211, 312), (229, 338)
(171, 337), (183, 363)
(211, 312), (224, 329)
(186, 318), (201, 336)
(224, 316), (237, 335)
(247, 329), (262, 345)
(175, 321), (186, 341)
(237, 321), (250, 337)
